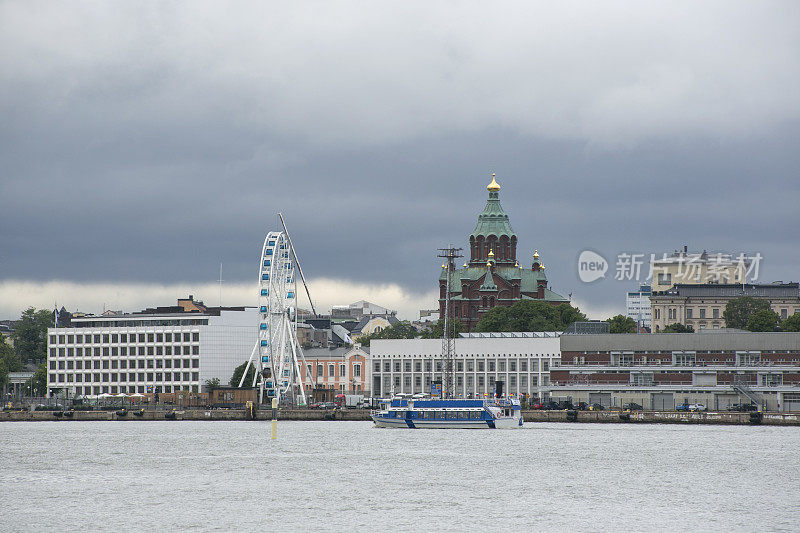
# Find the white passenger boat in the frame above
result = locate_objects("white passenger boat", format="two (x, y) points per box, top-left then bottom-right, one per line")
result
(371, 397), (523, 429)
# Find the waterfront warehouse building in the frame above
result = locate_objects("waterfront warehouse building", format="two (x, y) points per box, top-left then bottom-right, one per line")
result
(46, 299), (257, 397)
(650, 282), (800, 332)
(370, 333), (561, 399)
(551, 331), (800, 411)
(439, 175), (567, 331)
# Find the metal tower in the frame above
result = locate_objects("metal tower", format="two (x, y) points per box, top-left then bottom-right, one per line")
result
(438, 245), (462, 398)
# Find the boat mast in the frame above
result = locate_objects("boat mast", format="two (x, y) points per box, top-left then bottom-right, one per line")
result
(438, 245), (462, 399)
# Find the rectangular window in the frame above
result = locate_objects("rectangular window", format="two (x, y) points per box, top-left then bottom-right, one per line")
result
(354, 364), (361, 378)
(147, 333), (155, 343)
(383, 362), (390, 372)
(192, 346), (199, 355)
(686, 308), (693, 319)
(477, 361), (485, 372)
(165, 333), (172, 342)
(414, 361), (422, 372)
(317, 365), (323, 377)
(699, 308), (706, 319)
(192, 332), (199, 342)
(138, 334), (145, 343)
(103, 334), (109, 343)
(183, 346), (190, 355)
(183, 333), (191, 342)
(340, 364), (346, 377)
(394, 361), (401, 372)
(120, 334), (127, 343)
(328, 363), (334, 377)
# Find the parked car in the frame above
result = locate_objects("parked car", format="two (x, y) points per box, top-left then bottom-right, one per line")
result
(576, 402), (589, 411)
(588, 403), (605, 411)
(543, 401), (560, 410)
(530, 402), (544, 410)
(728, 403), (757, 412)
(688, 403), (707, 412)
(320, 402), (336, 410)
(623, 402), (643, 411)
(675, 403), (690, 411)
(308, 402), (322, 409)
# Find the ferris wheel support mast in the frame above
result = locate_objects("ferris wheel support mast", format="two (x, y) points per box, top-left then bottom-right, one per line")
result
(279, 213), (317, 318)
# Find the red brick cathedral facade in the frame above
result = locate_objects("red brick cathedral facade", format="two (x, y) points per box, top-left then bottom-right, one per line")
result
(438, 175), (567, 331)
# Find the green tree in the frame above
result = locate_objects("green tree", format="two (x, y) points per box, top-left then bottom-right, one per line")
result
(230, 361), (256, 387)
(473, 300), (587, 332)
(419, 318), (464, 339)
(781, 313), (800, 332)
(723, 297), (771, 329)
(662, 323), (694, 333)
(0, 333), (22, 392)
(204, 377), (221, 391)
(746, 309), (779, 332)
(359, 321), (420, 346)
(25, 363), (47, 397)
(607, 314), (637, 334)
(12, 307), (54, 364)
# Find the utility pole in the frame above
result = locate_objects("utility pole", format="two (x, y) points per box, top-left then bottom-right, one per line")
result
(438, 245), (462, 399)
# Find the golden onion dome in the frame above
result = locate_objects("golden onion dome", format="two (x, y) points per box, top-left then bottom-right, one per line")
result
(487, 249), (494, 257)
(533, 249), (539, 260)
(487, 173), (500, 192)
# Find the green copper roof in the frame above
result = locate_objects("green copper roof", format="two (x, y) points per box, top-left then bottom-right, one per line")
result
(440, 265), (568, 302)
(479, 268), (498, 291)
(470, 190), (516, 239)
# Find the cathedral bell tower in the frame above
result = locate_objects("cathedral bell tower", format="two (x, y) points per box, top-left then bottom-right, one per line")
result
(468, 173), (517, 267)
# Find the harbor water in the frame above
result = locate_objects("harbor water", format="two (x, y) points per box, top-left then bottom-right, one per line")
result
(2, 421), (798, 531)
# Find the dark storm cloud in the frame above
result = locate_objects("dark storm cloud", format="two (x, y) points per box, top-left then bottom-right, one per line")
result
(1, 1), (799, 317)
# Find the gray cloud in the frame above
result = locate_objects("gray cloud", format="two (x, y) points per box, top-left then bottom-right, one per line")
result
(1, 1), (799, 319)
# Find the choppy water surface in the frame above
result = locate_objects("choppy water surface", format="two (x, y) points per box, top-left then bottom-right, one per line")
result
(2, 420), (798, 532)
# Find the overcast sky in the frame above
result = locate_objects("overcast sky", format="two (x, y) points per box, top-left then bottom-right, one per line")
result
(1, 1), (799, 320)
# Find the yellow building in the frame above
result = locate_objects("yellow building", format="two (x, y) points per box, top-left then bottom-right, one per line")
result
(650, 247), (751, 293)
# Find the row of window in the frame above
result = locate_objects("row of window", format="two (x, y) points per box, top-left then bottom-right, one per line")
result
(312, 363), (361, 378)
(50, 345), (199, 357)
(49, 371), (199, 384)
(50, 332), (199, 345)
(373, 360), (548, 373)
(71, 319), (208, 328)
(51, 358), (199, 371)
(64, 385), (199, 395)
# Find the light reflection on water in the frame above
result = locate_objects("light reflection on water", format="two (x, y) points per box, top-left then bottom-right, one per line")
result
(2, 421), (798, 532)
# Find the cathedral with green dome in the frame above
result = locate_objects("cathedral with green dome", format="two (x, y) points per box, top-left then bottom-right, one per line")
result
(438, 174), (568, 331)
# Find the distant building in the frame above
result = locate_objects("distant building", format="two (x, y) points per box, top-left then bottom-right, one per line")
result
(650, 246), (751, 292)
(46, 297), (257, 397)
(626, 284), (652, 330)
(350, 315), (400, 339)
(370, 335), (561, 399)
(650, 283), (800, 332)
(439, 175), (567, 331)
(331, 300), (396, 320)
(299, 345), (370, 401)
(551, 331), (800, 411)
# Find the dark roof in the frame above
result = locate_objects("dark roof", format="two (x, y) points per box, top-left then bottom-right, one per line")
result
(654, 283), (799, 299)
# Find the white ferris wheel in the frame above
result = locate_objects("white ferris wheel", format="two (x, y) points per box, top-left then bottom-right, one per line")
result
(239, 214), (314, 405)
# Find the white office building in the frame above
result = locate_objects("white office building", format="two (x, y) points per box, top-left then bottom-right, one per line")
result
(626, 284), (652, 330)
(46, 308), (258, 397)
(370, 333), (561, 399)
